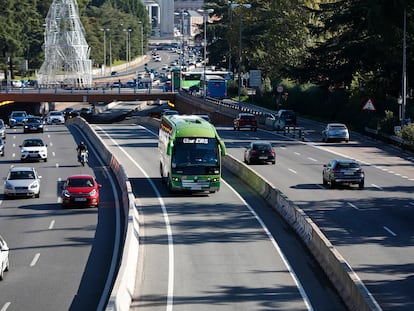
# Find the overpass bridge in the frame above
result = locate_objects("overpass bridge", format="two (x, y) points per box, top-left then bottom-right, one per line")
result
(0, 88), (176, 104)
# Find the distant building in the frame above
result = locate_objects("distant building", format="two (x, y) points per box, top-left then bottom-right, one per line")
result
(142, 0), (204, 38)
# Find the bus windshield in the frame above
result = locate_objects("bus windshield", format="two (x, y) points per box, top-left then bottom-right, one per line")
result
(172, 137), (218, 167)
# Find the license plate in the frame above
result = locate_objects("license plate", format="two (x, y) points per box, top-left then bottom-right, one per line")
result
(74, 198), (87, 202)
(259, 156), (267, 159)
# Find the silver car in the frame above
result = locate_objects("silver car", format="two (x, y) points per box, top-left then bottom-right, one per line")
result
(3, 166), (42, 198)
(322, 123), (349, 142)
(0, 235), (10, 281)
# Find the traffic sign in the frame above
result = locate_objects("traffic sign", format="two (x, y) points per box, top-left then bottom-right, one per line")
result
(362, 98), (376, 111)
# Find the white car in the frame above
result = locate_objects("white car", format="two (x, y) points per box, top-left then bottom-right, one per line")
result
(46, 111), (65, 124)
(3, 166), (41, 198)
(20, 138), (48, 162)
(0, 235), (9, 281)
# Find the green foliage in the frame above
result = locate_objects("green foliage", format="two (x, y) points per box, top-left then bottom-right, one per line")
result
(400, 123), (414, 141)
(0, 0), (149, 77)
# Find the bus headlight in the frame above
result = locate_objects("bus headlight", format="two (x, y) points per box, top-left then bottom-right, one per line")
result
(172, 176), (181, 182)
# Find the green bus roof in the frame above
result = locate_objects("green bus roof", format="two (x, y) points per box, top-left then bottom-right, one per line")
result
(164, 115), (216, 138)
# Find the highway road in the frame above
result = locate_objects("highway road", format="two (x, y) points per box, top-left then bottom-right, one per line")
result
(92, 122), (347, 311)
(218, 120), (414, 311)
(0, 124), (123, 310)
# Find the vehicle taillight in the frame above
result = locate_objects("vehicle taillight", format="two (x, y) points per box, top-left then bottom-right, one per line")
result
(332, 169), (340, 173)
(251, 150), (257, 155)
(271, 150), (275, 155)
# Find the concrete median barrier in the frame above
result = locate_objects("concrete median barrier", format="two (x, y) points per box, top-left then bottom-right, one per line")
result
(222, 155), (381, 311)
(67, 117), (140, 311)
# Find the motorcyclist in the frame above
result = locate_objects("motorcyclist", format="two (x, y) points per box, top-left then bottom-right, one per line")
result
(76, 141), (88, 162)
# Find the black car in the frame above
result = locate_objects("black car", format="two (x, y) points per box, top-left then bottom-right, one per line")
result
(322, 159), (365, 189)
(63, 107), (75, 120)
(277, 109), (297, 126)
(23, 116), (44, 133)
(244, 141), (276, 164)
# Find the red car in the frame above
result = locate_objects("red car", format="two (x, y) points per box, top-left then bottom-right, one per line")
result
(233, 113), (257, 131)
(61, 175), (102, 208)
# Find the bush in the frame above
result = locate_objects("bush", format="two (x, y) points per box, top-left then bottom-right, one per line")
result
(400, 123), (414, 142)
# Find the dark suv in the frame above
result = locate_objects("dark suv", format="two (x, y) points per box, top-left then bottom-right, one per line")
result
(322, 159), (365, 189)
(233, 113), (257, 131)
(277, 109), (297, 126)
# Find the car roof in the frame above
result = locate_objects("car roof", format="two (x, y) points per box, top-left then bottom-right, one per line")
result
(66, 174), (95, 179)
(251, 141), (272, 145)
(239, 113), (255, 116)
(23, 137), (44, 142)
(327, 123), (347, 127)
(9, 166), (36, 172)
(333, 159), (359, 164)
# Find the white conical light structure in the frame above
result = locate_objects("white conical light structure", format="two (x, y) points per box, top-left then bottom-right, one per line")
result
(37, 0), (92, 88)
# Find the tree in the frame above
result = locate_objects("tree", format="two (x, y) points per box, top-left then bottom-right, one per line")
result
(297, 0), (414, 97)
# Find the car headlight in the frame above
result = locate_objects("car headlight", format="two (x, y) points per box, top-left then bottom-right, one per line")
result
(62, 190), (72, 198)
(29, 182), (39, 189)
(89, 189), (97, 196)
(4, 182), (14, 190)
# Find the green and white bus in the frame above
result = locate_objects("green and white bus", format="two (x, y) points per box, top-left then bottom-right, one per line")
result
(159, 114), (227, 193)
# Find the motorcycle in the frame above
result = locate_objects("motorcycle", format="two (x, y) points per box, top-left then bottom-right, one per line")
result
(79, 150), (88, 167)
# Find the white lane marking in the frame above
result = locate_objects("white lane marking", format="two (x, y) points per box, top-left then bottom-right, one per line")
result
(372, 184), (383, 190)
(308, 157), (317, 162)
(55, 163), (59, 168)
(1, 302), (11, 311)
(52, 151), (56, 157)
(95, 125), (175, 311)
(383, 226), (397, 237)
(48, 220), (55, 230)
(288, 168), (297, 174)
(347, 202), (359, 210)
(30, 253), (40, 267)
(224, 179), (314, 310)
(294, 152), (301, 156)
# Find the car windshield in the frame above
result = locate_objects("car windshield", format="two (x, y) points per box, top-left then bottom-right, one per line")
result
(23, 139), (44, 147)
(254, 144), (271, 151)
(68, 178), (94, 187)
(50, 112), (62, 116)
(13, 112), (26, 117)
(329, 125), (347, 130)
(9, 170), (35, 180)
(241, 115), (255, 120)
(27, 118), (40, 123)
(336, 162), (359, 169)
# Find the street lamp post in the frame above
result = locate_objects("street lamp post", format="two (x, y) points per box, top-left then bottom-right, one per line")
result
(123, 28), (132, 71)
(100, 28), (109, 75)
(401, 9), (407, 127)
(138, 21), (143, 56)
(198, 9), (214, 103)
(231, 3), (251, 106)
